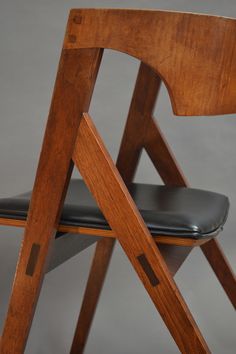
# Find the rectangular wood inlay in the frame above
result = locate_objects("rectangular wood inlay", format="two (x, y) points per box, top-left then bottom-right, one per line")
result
(26, 243), (41, 276)
(137, 253), (159, 286)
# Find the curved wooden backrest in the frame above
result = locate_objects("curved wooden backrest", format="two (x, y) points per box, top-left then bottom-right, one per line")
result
(64, 8), (236, 116)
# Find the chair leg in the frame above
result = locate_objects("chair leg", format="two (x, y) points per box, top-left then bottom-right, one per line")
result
(0, 236), (53, 354)
(201, 238), (236, 309)
(72, 113), (211, 353)
(144, 118), (236, 307)
(70, 238), (115, 354)
(0, 49), (103, 354)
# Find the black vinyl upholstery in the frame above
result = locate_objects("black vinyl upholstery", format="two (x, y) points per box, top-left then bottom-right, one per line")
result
(0, 179), (229, 239)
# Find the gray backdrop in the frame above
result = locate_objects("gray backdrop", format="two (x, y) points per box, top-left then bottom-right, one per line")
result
(0, 1), (235, 353)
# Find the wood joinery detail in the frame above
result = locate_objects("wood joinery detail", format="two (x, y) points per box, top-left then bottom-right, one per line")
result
(0, 8), (235, 354)
(72, 113), (210, 354)
(65, 8), (236, 116)
(0, 48), (103, 354)
(119, 62), (236, 307)
(25, 244), (41, 277)
(117, 62), (193, 277)
(69, 62), (200, 354)
(137, 253), (160, 287)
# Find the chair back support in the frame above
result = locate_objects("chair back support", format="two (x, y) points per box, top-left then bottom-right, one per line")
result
(64, 8), (236, 116)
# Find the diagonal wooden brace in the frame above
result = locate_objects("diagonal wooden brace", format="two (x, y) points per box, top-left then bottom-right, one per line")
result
(120, 62), (236, 308)
(72, 113), (210, 354)
(71, 62), (236, 354)
(70, 63), (192, 354)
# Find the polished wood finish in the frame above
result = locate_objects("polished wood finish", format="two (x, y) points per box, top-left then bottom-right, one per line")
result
(145, 117), (188, 187)
(70, 57), (235, 353)
(70, 238), (115, 354)
(65, 8), (236, 116)
(1, 8), (235, 354)
(125, 64), (193, 274)
(137, 66), (236, 306)
(201, 239), (236, 309)
(72, 113), (210, 353)
(0, 48), (103, 354)
(116, 62), (161, 182)
(69, 61), (191, 353)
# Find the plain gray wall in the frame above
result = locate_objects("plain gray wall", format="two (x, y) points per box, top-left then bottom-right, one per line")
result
(0, 1), (235, 353)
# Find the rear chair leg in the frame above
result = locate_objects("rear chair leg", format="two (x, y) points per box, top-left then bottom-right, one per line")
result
(70, 238), (115, 354)
(201, 239), (236, 309)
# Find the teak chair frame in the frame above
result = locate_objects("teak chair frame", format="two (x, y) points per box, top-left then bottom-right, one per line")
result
(0, 8), (236, 354)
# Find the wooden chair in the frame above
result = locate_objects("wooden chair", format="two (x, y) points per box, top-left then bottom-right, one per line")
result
(0, 8), (236, 354)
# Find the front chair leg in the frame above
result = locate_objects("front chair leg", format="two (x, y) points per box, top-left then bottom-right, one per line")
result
(0, 233), (56, 354)
(70, 238), (115, 354)
(72, 113), (211, 354)
(0, 48), (103, 354)
(201, 239), (236, 309)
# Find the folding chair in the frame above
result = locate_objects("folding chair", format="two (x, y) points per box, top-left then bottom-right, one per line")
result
(0, 8), (236, 354)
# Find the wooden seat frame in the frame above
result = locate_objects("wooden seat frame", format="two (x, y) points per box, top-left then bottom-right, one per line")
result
(0, 8), (236, 354)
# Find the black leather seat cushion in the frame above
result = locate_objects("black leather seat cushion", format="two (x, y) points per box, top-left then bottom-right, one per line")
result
(0, 179), (229, 239)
